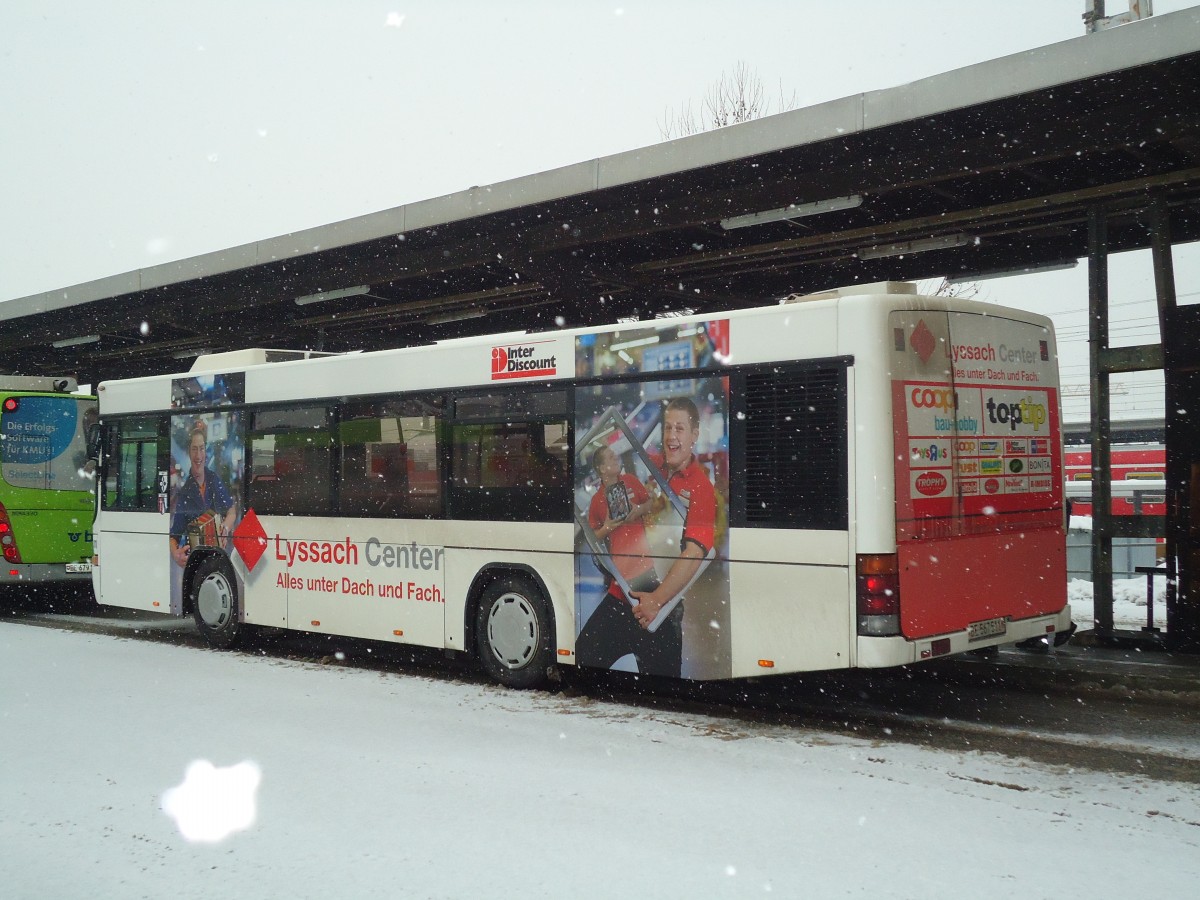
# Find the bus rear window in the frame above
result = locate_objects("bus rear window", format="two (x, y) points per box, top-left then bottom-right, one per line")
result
(1, 396), (97, 492)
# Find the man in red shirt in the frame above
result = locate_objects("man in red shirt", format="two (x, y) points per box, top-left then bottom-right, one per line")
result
(631, 398), (717, 631)
(577, 397), (717, 677)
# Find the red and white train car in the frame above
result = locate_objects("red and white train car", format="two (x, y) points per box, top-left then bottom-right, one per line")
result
(1064, 444), (1165, 516)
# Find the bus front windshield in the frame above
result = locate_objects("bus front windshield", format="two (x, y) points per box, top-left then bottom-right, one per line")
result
(1, 396), (98, 493)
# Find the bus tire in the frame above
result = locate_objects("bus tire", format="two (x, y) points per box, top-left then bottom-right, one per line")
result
(191, 554), (242, 649)
(475, 576), (554, 689)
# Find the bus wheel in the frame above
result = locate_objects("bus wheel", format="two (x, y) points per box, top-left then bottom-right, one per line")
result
(475, 576), (553, 689)
(192, 555), (242, 649)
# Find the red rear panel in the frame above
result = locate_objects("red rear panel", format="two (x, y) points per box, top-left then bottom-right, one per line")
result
(890, 310), (1066, 639)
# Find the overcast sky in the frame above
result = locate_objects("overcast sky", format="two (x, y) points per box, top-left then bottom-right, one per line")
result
(3, 0), (1198, 419)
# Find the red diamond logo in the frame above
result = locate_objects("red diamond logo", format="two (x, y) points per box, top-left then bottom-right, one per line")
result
(910, 319), (937, 364)
(232, 508), (268, 571)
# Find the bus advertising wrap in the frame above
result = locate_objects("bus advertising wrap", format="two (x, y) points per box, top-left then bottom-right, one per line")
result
(889, 309), (1066, 639)
(574, 320), (731, 679)
(891, 310), (1063, 539)
(168, 409), (245, 613)
(1, 396), (97, 492)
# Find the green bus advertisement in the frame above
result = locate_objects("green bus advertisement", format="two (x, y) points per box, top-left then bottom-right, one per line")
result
(0, 377), (97, 589)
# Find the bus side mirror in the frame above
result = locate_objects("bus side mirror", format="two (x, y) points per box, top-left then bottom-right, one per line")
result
(86, 423), (102, 462)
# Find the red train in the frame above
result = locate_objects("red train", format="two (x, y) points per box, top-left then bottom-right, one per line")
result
(1064, 444), (1165, 516)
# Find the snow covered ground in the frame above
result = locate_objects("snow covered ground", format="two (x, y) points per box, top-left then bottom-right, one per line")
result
(1069, 576), (1167, 632)
(1067, 517), (1168, 632)
(2, 623), (1197, 899)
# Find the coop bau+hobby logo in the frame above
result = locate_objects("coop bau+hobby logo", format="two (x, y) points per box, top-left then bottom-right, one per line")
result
(911, 386), (1047, 434)
(911, 387), (978, 434)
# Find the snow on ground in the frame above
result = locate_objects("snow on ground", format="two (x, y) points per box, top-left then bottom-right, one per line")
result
(3, 624), (1198, 899)
(1069, 576), (1168, 631)
(1067, 517), (1167, 631)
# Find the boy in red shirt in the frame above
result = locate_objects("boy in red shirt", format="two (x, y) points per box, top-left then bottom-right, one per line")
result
(586, 444), (658, 600)
(577, 443), (667, 673)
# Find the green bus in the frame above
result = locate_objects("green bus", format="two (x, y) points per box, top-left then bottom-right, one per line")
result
(0, 377), (97, 591)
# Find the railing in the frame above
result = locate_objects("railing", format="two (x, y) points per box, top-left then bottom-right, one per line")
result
(1065, 480), (1168, 634)
(1064, 479), (1166, 511)
(1133, 565), (1166, 634)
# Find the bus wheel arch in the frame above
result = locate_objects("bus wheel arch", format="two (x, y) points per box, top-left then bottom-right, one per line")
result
(468, 566), (556, 689)
(188, 551), (243, 649)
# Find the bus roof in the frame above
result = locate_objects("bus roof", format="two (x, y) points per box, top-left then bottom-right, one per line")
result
(0, 375), (78, 393)
(98, 282), (1056, 414)
(175, 280), (966, 373)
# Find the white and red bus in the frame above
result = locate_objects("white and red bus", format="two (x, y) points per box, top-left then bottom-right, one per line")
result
(91, 281), (1070, 687)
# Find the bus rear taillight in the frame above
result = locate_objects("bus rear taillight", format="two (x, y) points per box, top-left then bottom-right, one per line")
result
(856, 553), (899, 636)
(0, 503), (21, 563)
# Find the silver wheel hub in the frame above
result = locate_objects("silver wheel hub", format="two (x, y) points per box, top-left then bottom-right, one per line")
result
(197, 572), (233, 629)
(487, 592), (539, 669)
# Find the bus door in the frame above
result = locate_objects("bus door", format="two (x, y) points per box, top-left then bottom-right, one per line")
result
(99, 415), (171, 610)
(890, 311), (1065, 640)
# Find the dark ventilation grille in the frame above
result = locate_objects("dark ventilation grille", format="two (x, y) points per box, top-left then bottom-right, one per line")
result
(741, 365), (848, 530)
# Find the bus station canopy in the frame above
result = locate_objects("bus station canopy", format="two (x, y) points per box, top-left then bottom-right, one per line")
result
(4, 7), (1200, 383)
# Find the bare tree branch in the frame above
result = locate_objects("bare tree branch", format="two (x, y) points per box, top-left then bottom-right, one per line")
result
(919, 277), (984, 300)
(659, 61), (793, 140)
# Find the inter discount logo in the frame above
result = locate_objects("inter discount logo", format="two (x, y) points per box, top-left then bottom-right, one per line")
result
(491, 344), (558, 380)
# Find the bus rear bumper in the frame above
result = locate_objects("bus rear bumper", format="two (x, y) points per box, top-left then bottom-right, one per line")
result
(0, 563), (94, 585)
(856, 604), (1074, 669)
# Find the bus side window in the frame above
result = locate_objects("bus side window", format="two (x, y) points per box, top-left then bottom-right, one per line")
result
(103, 416), (166, 512)
(448, 393), (568, 520)
(247, 405), (334, 516)
(338, 396), (444, 519)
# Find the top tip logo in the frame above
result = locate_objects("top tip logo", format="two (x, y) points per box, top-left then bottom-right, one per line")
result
(490, 342), (558, 380)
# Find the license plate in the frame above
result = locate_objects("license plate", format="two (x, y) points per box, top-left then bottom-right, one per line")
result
(968, 616), (1007, 641)
(65, 562), (92, 574)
